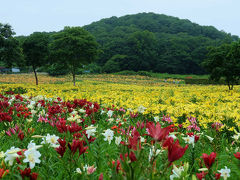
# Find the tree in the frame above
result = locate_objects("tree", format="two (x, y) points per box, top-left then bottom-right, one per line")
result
(103, 54), (127, 73)
(50, 26), (99, 86)
(0, 23), (23, 68)
(203, 41), (240, 90)
(22, 32), (50, 85)
(125, 30), (158, 71)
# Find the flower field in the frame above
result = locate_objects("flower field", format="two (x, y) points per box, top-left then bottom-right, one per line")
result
(0, 74), (240, 179)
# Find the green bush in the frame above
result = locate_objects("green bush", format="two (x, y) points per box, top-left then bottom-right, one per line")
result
(47, 63), (69, 76)
(114, 70), (138, 75)
(83, 63), (102, 74)
(103, 59), (121, 73)
(137, 71), (153, 77)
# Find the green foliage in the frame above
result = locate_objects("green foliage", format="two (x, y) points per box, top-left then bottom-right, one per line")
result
(5, 86), (27, 94)
(22, 32), (50, 68)
(137, 71), (153, 77)
(83, 63), (102, 74)
(49, 26), (99, 85)
(185, 78), (229, 85)
(47, 63), (70, 76)
(22, 32), (50, 85)
(103, 54), (127, 73)
(84, 12), (238, 74)
(0, 23), (23, 67)
(114, 70), (138, 75)
(203, 41), (240, 89)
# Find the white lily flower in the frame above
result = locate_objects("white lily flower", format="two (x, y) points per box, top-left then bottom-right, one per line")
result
(0, 151), (5, 159)
(23, 148), (41, 169)
(41, 134), (59, 148)
(102, 129), (114, 144)
(168, 133), (177, 139)
(28, 140), (42, 150)
(5, 146), (21, 166)
(107, 110), (113, 117)
(140, 136), (145, 143)
(154, 116), (159, 122)
(86, 125), (97, 138)
(149, 146), (164, 161)
(218, 166), (230, 180)
(170, 164), (184, 180)
(115, 136), (122, 145)
(182, 135), (195, 147)
(138, 105), (146, 113)
(76, 168), (82, 174)
(79, 109), (86, 113)
(205, 135), (214, 142)
(198, 168), (208, 171)
(232, 133), (240, 141)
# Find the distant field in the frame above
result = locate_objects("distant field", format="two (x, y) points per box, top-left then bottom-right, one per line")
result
(114, 71), (209, 80)
(0, 73), (185, 85)
(150, 72), (209, 79)
(1, 73), (240, 179)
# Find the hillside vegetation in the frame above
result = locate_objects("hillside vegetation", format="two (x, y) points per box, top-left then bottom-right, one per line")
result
(84, 12), (238, 74)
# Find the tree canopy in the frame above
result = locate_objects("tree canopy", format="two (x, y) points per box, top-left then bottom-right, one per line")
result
(49, 26), (99, 85)
(22, 32), (50, 85)
(83, 12), (238, 74)
(0, 23), (23, 67)
(203, 41), (240, 90)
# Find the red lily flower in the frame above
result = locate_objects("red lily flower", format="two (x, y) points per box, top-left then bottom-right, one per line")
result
(128, 129), (141, 150)
(0, 168), (9, 178)
(163, 137), (174, 148)
(58, 138), (66, 147)
(234, 152), (240, 160)
(20, 168), (31, 179)
(56, 146), (66, 157)
(201, 152), (216, 169)
(112, 160), (121, 173)
(18, 130), (24, 141)
(167, 139), (188, 164)
(196, 171), (207, 180)
(69, 139), (79, 154)
(129, 151), (137, 162)
(99, 173), (103, 180)
(194, 135), (200, 142)
(147, 122), (170, 142)
(78, 140), (88, 156)
(30, 172), (38, 180)
(215, 173), (221, 179)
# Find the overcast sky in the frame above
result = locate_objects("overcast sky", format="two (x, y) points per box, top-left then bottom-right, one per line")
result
(0, 0), (239, 36)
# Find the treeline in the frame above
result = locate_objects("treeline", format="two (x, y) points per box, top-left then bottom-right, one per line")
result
(0, 25), (98, 85)
(0, 12), (239, 79)
(83, 13), (238, 74)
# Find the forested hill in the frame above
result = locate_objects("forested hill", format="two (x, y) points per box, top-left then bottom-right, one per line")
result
(83, 12), (238, 74)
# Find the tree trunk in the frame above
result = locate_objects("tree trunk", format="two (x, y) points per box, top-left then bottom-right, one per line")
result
(33, 66), (38, 85)
(227, 80), (234, 90)
(72, 70), (76, 86)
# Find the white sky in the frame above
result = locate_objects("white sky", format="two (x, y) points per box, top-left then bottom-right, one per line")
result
(0, 0), (239, 36)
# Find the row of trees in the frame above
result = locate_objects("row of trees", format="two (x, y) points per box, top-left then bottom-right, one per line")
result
(0, 24), (98, 85)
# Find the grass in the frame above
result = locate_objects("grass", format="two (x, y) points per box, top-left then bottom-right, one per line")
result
(113, 70), (209, 80)
(149, 72), (209, 80)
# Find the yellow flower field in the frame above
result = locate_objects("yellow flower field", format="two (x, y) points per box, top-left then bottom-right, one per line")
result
(0, 74), (239, 130)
